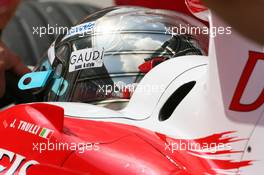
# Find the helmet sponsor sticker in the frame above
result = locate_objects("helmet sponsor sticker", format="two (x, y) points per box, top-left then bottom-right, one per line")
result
(62, 21), (95, 40)
(69, 48), (104, 72)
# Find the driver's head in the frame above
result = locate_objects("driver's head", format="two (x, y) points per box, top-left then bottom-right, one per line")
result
(19, 6), (208, 109)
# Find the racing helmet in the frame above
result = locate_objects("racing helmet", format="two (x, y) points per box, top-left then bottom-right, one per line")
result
(19, 6), (208, 109)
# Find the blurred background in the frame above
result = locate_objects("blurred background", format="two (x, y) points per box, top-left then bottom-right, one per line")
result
(1, 0), (114, 66)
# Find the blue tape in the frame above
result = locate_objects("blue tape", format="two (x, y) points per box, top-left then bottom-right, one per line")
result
(52, 78), (68, 96)
(18, 70), (53, 90)
(42, 60), (52, 70)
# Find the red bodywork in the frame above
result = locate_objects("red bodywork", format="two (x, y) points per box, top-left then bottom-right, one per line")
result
(0, 0), (20, 29)
(115, 0), (191, 16)
(0, 103), (251, 175)
(115, 0), (208, 25)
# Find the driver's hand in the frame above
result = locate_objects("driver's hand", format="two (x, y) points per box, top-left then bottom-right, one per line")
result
(0, 42), (31, 97)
